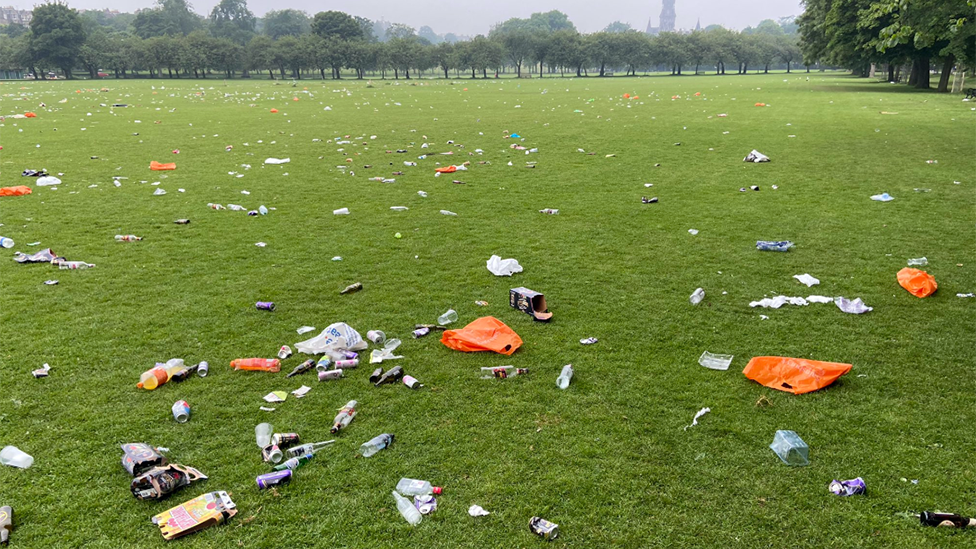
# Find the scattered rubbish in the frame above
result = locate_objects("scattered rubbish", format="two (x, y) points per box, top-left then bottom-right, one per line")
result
(231, 358), (281, 372)
(529, 516), (559, 540)
(0, 506), (10, 545)
(440, 210), (458, 216)
(264, 158), (290, 165)
(510, 287), (552, 321)
(828, 478), (866, 496)
(149, 161), (176, 171)
(115, 235), (143, 242)
(442, 317), (522, 355)
(256, 301), (276, 311)
(331, 401), (357, 433)
(556, 364), (574, 389)
(690, 288), (705, 305)
(957, 293), (975, 298)
(0, 446), (33, 469)
(835, 297), (873, 314)
(151, 491), (236, 540)
(580, 337), (598, 345)
(333, 208), (350, 215)
(437, 309), (458, 325)
(770, 430), (810, 466)
(121, 443), (167, 476)
(290, 386), (312, 398)
(757, 240), (793, 252)
(481, 366), (528, 379)
(870, 193), (894, 202)
(153, 189), (167, 196)
(684, 407), (710, 430)
(414, 494), (437, 515)
(374, 366), (404, 386)
(132, 464), (206, 500)
(257, 470), (292, 489)
(486, 255), (523, 277)
(367, 330), (386, 344)
(172, 400), (191, 423)
(0, 237), (14, 249)
(539, 208), (558, 214)
(897, 268), (937, 298)
(392, 491), (422, 526)
(58, 261), (96, 270)
(641, 196), (658, 204)
(317, 370), (343, 381)
(360, 434), (394, 457)
(174, 219), (190, 224)
(263, 391), (287, 403)
(341, 282), (363, 294)
(688, 229), (699, 235)
(32, 363), (51, 378)
(743, 356), (852, 394)
(475, 300), (489, 307)
(0, 186), (32, 197)
(137, 358), (185, 390)
(469, 505), (490, 517)
(743, 150), (770, 163)
(793, 274), (820, 287)
(919, 511), (976, 528)
(413, 327), (431, 339)
(699, 352), (733, 371)
(35, 176), (61, 186)
(396, 478), (443, 496)
(907, 257), (928, 266)
(278, 346), (293, 360)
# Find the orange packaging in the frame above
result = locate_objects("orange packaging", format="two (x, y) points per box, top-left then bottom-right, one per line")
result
(152, 491), (236, 540)
(743, 356), (852, 395)
(150, 161), (176, 171)
(897, 268), (937, 298)
(441, 316), (523, 356)
(230, 358), (281, 372)
(435, 166), (457, 173)
(0, 186), (32, 197)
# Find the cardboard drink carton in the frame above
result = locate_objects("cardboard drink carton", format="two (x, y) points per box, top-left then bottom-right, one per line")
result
(510, 287), (553, 322)
(151, 491), (236, 540)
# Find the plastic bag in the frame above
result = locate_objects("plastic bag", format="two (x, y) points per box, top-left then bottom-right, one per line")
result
(743, 356), (852, 395)
(295, 322), (367, 354)
(0, 186), (32, 197)
(743, 150), (770, 163)
(486, 255), (522, 276)
(35, 176), (61, 186)
(150, 161), (176, 171)
(897, 268), (937, 298)
(441, 317), (522, 356)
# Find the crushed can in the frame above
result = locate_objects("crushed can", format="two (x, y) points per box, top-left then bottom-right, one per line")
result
(412, 327), (430, 338)
(529, 516), (559, 540)
(131, 464), (207, 500)
(414, 494), (437, 515)
(828, 478), (866, 496)
(172, 400), (191, 423)
(277, 345), (293, 359)
(121, 443), (167, 476)
(261, 444), (283, 463)
(256, 469), (292, 489)
(0, 506), (12, 546)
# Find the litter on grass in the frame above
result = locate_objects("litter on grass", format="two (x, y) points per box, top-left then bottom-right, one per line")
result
(684, 407), (711, 430)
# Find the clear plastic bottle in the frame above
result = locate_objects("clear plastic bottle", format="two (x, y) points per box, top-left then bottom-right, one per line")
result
(137, 359), (185, 389)
(58, 261), (95, 270)
(331, 401), (358, 434)
(395, 478), (443, 496)
(556, 364), (574, 389)
(359, 434), (394, 457)
(286, 440), (335, 458)
(392, 491), (422, 525)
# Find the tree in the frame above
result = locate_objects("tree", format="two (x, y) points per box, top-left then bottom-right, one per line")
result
(419, 25), (440, 44)
(618, 31), (653, 75)
(685, 31), (710, 74)
(703, 27), (735, 74)
(603, 21), (633, 33)
(210, 0), (255, 45)
(527, 10), (576, 33)
(312, 11), (364, 41)
(354, 16), (376, 42)
(385, 23), (415, 41)
(431, 41), (455, 78)
(499, 29), (533, 77)
(585, 32), (620, 77)
(657, 32), (690, 75)
(29, 3), (86, 78)
(548, 29), (584, 76)
(777, 35), (801, 72)
(263, 9), (310, 39)
(246, 34), (275, 78)
(78, 29), (111, 78)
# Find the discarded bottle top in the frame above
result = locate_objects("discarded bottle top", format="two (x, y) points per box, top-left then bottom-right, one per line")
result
(374, 366), (404, 387)
(359, 434), (394, 457)
(756, 240), (794, 252)
(287, 440), (335, 458)
(340, 282), (362, 294)
(690, 288), (705, 305)
(770, 430), (810, 466)
(907, 257), (928, 266)
(172, 400), (191, 423)
(828, 477), (865, 496)
(331, 401), (358, 434)
(556, 364), (574, 390)
(919, 511), (976, 528)
(0, 505), (11, 545)
(396, 478), (443, 496)
(231, 358), (280, 372)
(402, 375), (423, 389)
(437, 309), (458, 325)
(392, 491), (422, 526)
(254, 423), (273, 448)
(529, 517), (559, 540)
(318, 369), (343, 382)
(287, 359), (316, 378)
(256, 470), (291, 489)
(0, 446), (33, 469)
(698, 351), (733, 371)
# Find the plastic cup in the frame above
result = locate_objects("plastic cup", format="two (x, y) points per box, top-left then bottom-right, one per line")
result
(0, 445), (34, 469)
(255, 423), (274, 448)
(0, 237), (14, 249)
(556, 364), (574, 390)
(437, 309), (458, 325)
(333, 207), (350, 215)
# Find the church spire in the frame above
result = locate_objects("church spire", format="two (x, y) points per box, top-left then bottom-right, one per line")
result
(695, 17), (701, 31)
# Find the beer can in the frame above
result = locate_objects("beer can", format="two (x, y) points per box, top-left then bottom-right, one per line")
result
(402, 375), (423, 389)
(277, 345), (293, 360)
(412, 327), (430, 338)
(272, 433), (301, 448)
(315, 357), (331, 372)
(366, 330), (385, 344)
(318, 369), (343, 381)
(529, 517), (559, 540)
(261, 444), (283, 463)
(369, 367), (383, 384)
(256, 301), (276, 311)
(334, 359), (359, 369)
(171, 400), (190, 423)
(197, 361), (209, 377)
(339, 350), (359, 360)
(256, 469), (291, 489)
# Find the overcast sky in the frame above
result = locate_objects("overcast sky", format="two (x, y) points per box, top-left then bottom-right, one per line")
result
(22, 0), (803, 35)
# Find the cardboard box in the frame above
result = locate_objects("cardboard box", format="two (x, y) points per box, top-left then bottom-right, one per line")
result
(152, 491), (236, 540)
(510, 287), (552, 322)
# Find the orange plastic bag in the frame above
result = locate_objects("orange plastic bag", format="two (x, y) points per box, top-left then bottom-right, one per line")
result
(0, 186), (32, 197)
(24, 112), (37, 118)
(441, 316), (522, 356)
(435, 166), (457, 173)
(897, 268), (937, 298)
(150, 161), (176, 171)
(743, 356), (852, 395)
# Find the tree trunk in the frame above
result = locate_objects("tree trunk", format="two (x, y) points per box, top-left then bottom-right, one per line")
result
(786, 61), (791, 73)
(539, 61), (543, 78)
(599, 63), (605, 77)
(764, 64), (769, 74)
(516, 62), (521, 77)
(886, 63), (894, 82)
(914, 57), (931, 89)
(694, 62), (699, 74)
(576, 66), (581, 77)
(89, 67), (96, 79)
(443, 67), (448, 78)
(394, 68), (398, 79)
(937, 55), (954, 92)
(908, 59), (919, 85)
(483, 68), (488, 78)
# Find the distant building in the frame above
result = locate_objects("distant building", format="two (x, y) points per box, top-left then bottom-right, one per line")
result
(645, 0), (676, 36)
(0, 6), (32, 26)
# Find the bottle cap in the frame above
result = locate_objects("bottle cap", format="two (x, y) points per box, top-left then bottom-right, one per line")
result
(433, 486), (443, 495)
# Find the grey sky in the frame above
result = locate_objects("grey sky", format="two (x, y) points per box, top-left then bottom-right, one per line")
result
(41, 0), (803, 36)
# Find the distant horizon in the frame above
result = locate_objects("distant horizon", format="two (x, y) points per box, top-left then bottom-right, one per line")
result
(2, 0), (803, 36)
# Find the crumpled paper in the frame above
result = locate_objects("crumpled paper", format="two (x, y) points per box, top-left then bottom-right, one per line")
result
(264, 158), (290, 165)
(468, 504), (490, 517)
(743, 150), (770, 163)
(295, 322), (367, 354)
(486, 255), (523, 277)
(870, 193), (894, 202)
(835, 297), (873, 314)
(793, 274), (820, 287)
(749, 295), (834, 308)
(684, 407), (711, 430)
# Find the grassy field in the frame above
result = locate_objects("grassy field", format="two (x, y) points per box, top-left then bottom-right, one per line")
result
(0, 72), (974, 548)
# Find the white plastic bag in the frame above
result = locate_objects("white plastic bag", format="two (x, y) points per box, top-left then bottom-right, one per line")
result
(264, 157), (290, 165)
(36, 176), (62, 186)
(295, 322), (367, 354)
(743, 150), (770, 163)
(486, 255), (523, 276)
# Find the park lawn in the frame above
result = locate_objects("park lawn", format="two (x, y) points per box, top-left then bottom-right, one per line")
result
(0, 72), (973, 548)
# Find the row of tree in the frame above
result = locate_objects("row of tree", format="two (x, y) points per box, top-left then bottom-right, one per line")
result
(0, 1), (804, 80)
(798, 0), (974, 91)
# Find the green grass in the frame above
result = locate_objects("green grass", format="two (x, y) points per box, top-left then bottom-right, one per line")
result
(0, 72), (974, 548)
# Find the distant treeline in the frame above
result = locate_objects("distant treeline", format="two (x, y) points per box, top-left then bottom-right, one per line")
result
(1, 1), (809, 80)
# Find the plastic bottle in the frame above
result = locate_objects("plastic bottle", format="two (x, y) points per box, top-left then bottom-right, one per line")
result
(115, 235), (142, 241)
(58, 261), (95, 270)
(137, 359), (185, 389)
(331, 401), (358, 434)
(359, 434), (394, 457)
(230, 358), (280, 372)
(396, 478), (443, 496)
(907, 257), (928, 266)
(0, 237), (13, 249)
(259, 205), (268, 215)
(392, 491), (422, 526)
(273, 453), (314, 471)
(286, 440), (335, 458)
(556, 364), (574, 389)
